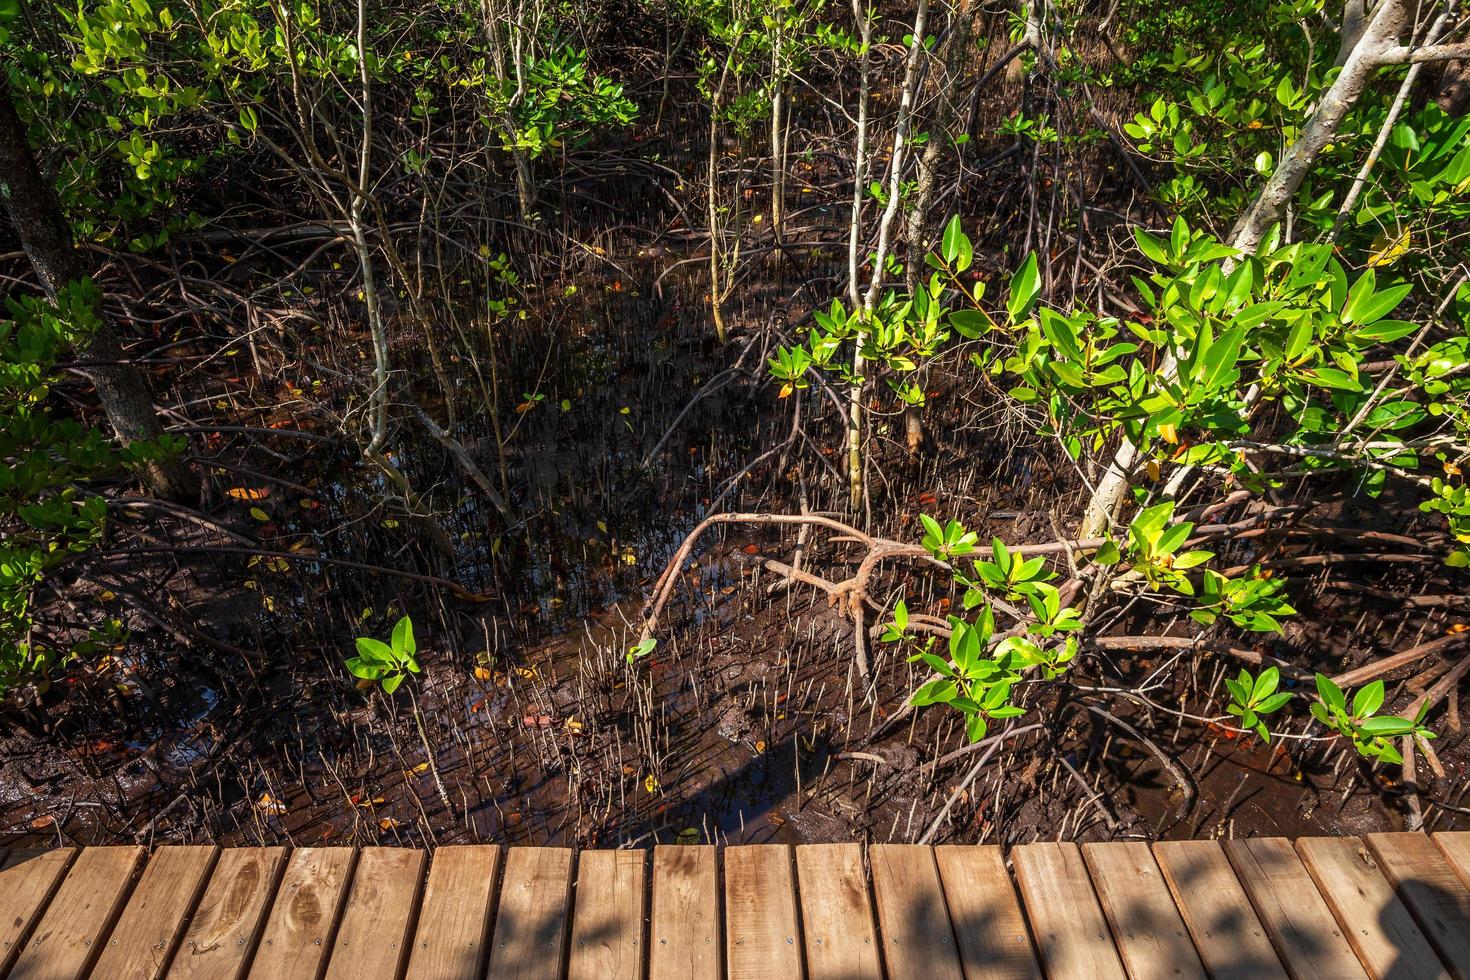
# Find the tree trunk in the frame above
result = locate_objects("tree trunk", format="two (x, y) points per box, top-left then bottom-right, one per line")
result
(1077, 0), (1409, 537)
(0, 86), (198, 503)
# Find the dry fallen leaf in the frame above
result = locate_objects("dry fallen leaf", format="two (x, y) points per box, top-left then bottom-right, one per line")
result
(256, 793), (287, 815)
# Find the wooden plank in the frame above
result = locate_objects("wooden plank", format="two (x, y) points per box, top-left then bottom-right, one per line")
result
(10, 844), (146, 980)
(1223, 837), (1367, 980)
(648, 845), (719, 980)
(323, 848), (426, 980)
(1081, 841), (1205, 980)
(793, 843), (880, 980)
(724, 845), (801, 979)
(92, 845), (220, 980)
(1366, 832), (1470, 979)
(1154, 840), (1289, 980)
(0, 848), (76, 975)
(406, 845), (502, 980)
(567, 849), (645, 980)
(1010, 842), (1126, 980)
(170, 847), (290, 980)
(934, 844), (1040, 980)
(869, 844), (964, 980)
(248, 847), (357, 980)
(486, 846), (573, 980)
(1437, 833), (1470, 890)
(1297, 837), (1448, 980)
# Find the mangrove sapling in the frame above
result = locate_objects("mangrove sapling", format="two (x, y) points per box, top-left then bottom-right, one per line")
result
(347, 615), (422, 694)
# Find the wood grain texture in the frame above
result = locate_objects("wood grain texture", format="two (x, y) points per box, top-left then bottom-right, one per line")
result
(1366, 833), (1470, 980)
(486, 846), (574, 980)
(1154, 839), (1289, 980)
(169, 847), (289, 980)
(323, 847), (426, 980)
(92, 845), (220, 980)
(1010, 842), (1126, 980)
(1437, 833), (1470, 891)
(567, 849), (645, 980)
(1081, 841), (1204, 980)
(794, 843), (881, 980)
(247, 847), (358, 980)
(1296, 836), (1448, 980)
(9, 844), (145, 980)
(406, 845), (502, 980)
(869, 844), (964, 980)
(934, 844), (1041, 980)
(1223, 837), (1367, 980)
(724, 845), (801, 980)
(0, 848), (76, 976)
(648, 845), (720, 980)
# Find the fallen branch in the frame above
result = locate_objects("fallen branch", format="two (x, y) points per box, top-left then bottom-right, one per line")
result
(1331, 632), (1470, 689)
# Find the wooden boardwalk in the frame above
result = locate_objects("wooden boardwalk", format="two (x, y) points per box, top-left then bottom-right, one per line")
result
(0, 834), (1467, 979)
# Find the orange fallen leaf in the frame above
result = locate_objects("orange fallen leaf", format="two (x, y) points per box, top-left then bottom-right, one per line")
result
(256, 793), (287, 815)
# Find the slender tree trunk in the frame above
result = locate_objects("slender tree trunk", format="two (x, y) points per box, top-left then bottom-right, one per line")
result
(1078, 0), (1410, 537)
(769, 20), (786, 243)
(482, 0), (538, 220)
(905, 0), (975, 293)
(845, 0), (875, 509)
(847, 0), (931, 510)
(708, 52), (736, 344)
(0, 86), (198, 503)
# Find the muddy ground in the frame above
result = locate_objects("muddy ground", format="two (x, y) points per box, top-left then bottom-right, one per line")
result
(2, 27), (1467, 849)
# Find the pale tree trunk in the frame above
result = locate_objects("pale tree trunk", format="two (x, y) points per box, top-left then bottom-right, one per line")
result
(482, 0), (538, 220)
(0, 87), (198, 504)
(1078, 0), (1414, 537)
(769, 77), (786, 242)
(708, 51), (736, 344)
(848, 0), (931, 510)
(844, 0), (875, 508)
(351, 0), (391, 460)
(904, 0), (976, 294)
(1007, 0), (1042, 84)
(902, 0), (977, 454)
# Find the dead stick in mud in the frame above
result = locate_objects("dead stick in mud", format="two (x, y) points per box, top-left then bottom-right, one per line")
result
(1331, 631), (1470, 688)
(408, 402), (514, 522)
(1083, 701), (1198, 819)
(918, 723), (1044, 844)
(1089, 635), (1314, 681)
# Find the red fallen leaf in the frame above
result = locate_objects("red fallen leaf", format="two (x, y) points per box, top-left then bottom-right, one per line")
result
(31, 815), (54, 830)
(741, 544), (761, 555)
(916, 491), (937, 505)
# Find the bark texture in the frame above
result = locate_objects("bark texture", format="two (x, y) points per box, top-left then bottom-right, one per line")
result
(0, 85), (198, 503)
